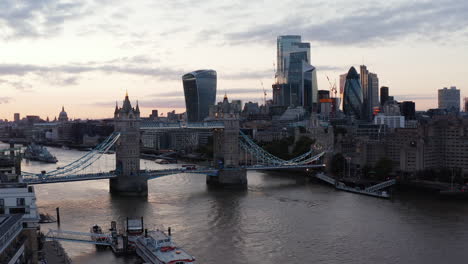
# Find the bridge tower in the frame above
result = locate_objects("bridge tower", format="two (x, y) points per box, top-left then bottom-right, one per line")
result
(208, 95), (247, 186)
(110, 92), (148, 196)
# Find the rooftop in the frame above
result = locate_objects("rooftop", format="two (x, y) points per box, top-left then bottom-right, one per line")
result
(0, 214), (23, 241)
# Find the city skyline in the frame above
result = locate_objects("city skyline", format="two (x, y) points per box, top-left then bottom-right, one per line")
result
(1, 0), (467, 120)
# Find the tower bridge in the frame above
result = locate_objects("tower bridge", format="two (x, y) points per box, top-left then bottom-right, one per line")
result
(20, 94), (326, 196)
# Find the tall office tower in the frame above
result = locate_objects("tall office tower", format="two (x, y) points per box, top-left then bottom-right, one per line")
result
(273, 35), (318, 109)
(343, 67), (363, 119)
(360, 65), (379, 120)
(464, 97), (468, 112)
(438, 86), (460, 111)
(380, 86), (389, 106)
(13, 113), (20, 123)
(339, 73), (347, 95)
(182, 69), (217, 122)
(400, 101), (416, 120)
(369, 73), (379, 108)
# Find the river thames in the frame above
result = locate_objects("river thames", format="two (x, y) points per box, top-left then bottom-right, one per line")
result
(17, 146), (468, 263)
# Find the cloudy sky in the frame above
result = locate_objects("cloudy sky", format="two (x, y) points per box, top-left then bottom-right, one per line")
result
(0, 0), (467, 120)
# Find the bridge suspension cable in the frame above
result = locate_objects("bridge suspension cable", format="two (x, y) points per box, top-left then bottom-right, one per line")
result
(238, 131), (325, 166)
(22, 132), (120, 181)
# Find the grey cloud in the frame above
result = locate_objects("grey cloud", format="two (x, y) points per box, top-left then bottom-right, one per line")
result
(0, 63), (184, 81)
(92, 98), (186, 109)
(222, 70), (274, 80)
(224, 0), (468, 45)
(225, 88), (266, 94)
(0, 97), (12, 104)
(0, 78), (32, 91)
(151, 88), (265, 99)
(0, 0), (95, 39)
(317, 65), (346, 72)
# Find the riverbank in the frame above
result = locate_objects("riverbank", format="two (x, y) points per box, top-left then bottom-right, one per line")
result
(41, 241), (71, 264)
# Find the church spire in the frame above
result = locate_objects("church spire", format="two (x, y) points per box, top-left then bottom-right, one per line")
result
(135, 100), (140, 113)
(114, 101), (119, 114)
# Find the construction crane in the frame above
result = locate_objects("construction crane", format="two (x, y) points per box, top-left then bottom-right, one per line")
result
(326, 75), (337, 98)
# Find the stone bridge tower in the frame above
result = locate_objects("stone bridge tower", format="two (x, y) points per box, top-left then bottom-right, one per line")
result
(208, 95), (247, 186)
(110, 92), (148, 196)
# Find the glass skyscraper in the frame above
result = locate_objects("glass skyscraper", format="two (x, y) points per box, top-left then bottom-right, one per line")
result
(273, 35), (318, 110)
(343, 67), (363, 119)
(182, 69), (217, 122)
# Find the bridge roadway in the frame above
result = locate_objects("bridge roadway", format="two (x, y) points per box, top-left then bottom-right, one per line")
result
(140, 121), (225, 129)
(22, 164), (325, 185)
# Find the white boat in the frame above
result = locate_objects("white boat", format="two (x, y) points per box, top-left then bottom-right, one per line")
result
(136, 230), (196, 264)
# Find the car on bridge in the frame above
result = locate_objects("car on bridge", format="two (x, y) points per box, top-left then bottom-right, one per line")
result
(181, 165), (197, 171)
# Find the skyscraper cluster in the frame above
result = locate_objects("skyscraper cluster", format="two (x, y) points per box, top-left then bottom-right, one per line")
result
(341, 65), (379, 120)
(272, 35), (318, 111)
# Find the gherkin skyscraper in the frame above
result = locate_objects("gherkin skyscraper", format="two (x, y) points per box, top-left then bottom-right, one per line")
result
(343, 67), (363, 119)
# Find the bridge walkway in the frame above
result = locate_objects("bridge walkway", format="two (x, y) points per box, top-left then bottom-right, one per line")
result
(365, 179), (397, 192)
(45, 229), (112, 246)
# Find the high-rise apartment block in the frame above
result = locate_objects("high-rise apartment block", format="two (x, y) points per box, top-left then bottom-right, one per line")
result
(182, 70), (217, 122)
(273, 35), (318, 110)
(438, 86), (460, 111)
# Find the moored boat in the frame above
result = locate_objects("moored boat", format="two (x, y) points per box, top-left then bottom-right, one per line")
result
(24, 143), (58, 163)
(90, 224), (109, 248)
(136, 229), (196, 264)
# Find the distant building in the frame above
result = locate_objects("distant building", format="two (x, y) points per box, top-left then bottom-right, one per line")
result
(25, 115), (42, 125)
(383, 100), (401, 116)
(380, 86), (389, 106)
(318, 90), (330, 100)
(400, 101), (416, 120)
(208, 94), (241, 119)
(317, 90), (332, 117)
(273, 35), (318, 109)
(374, 114), (405, 128)
(360, 65), (379, 120)
(464, 97), (468, 112)
(231, 100), (242, 110)
(343, 67), (363, 119)
(58, 106), (69, 122)
(149, 110), (159, 120)
(13, 113), (20, 123)
(438, 86), (460, 111)
(182, 69), (217, 122)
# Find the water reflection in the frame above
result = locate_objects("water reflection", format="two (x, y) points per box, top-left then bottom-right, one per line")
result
(3, 143), (468, 263)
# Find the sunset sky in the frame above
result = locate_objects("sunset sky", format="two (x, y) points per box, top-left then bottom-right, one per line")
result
(0, 0), (467, 120)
